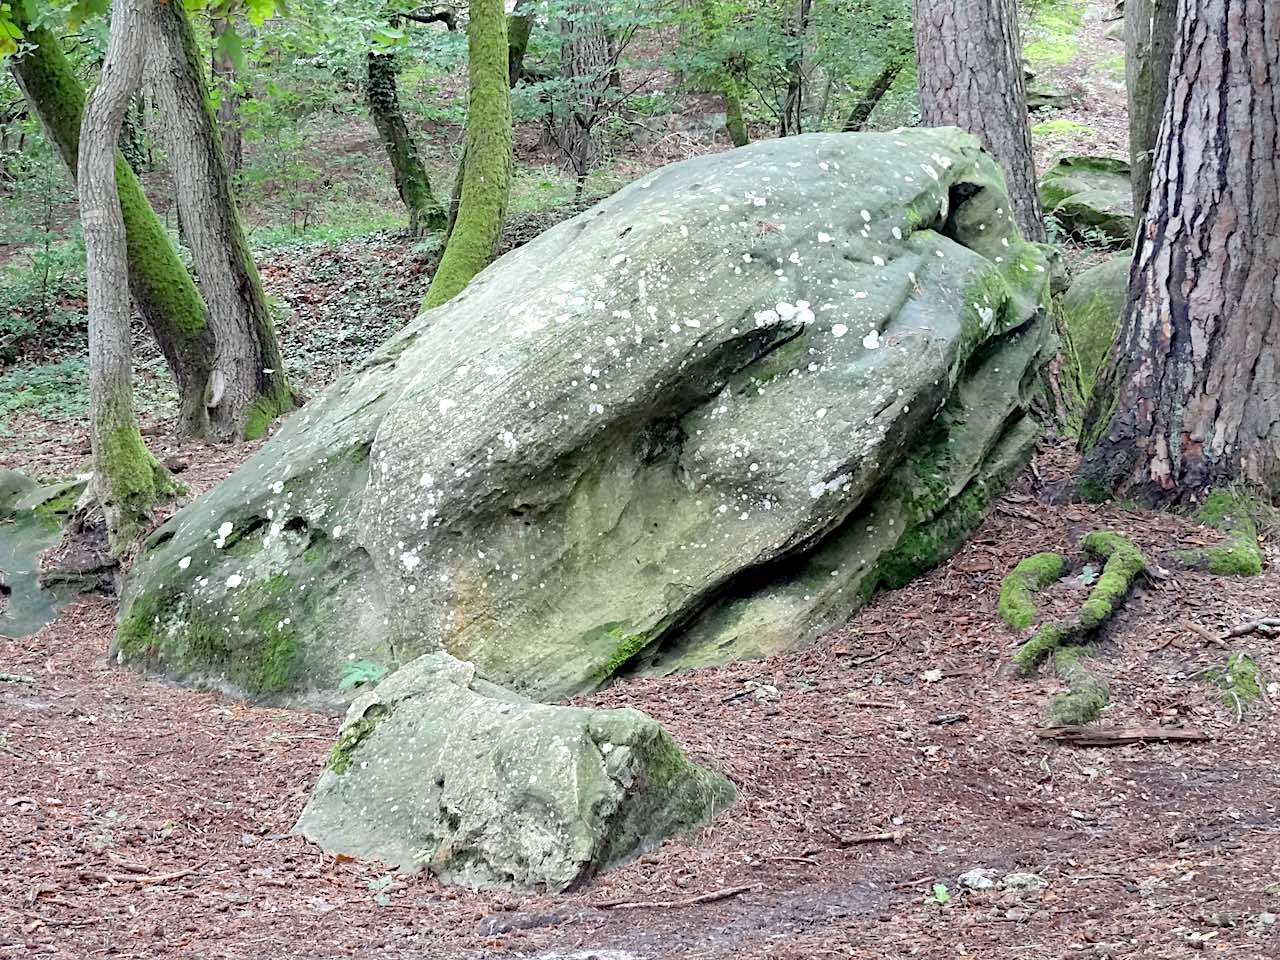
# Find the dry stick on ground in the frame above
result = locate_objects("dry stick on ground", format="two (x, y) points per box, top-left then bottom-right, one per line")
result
(1184, 621), (1227, 647)
(594, 884), (758, 911)
(823, 827), (909, 847)
(1037, 726), (1211, 747)
(1225, 617), (1280, 638)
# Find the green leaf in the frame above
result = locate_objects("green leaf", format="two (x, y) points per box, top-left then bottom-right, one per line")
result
(245, 0), (275, 27)
(215, 24), (246, 73)
(338, 659), (388, 691)
(930, 883), (950, 904)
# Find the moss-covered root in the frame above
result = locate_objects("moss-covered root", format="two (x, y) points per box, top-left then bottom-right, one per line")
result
(1013, 622), (1067, 675)
(1208, 651), (1265, 713)
(97, 426), (178, 555)
(1047, 646), (1110, 726)
(1180, 491), (1265, 576)
(326, 703), (389, 774)
(1079, 531), (1146, 630)
(999, 552), (1067, 629)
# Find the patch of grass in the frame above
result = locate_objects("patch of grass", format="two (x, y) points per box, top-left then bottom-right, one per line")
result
(1024, 0), (1084, 66)
(1032, 118), (1092, 137)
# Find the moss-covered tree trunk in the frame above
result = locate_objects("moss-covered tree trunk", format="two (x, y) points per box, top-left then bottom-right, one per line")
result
(8, 0), (214, 439)
(1124, 0), (1177, 223)
(913, 0), (1045, 242)
(422, 0), (513, 309)
(367, 49), (446, 236)
(147, 0), (295, 441)
(724, 78), (749, 146)
(1077, 0), (1280, 501)
(211, 15), (243, 176)
(80, 0), (174, 552)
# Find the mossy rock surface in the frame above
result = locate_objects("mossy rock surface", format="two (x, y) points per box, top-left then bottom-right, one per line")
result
(295, 652), (735, 892)
(0, 473), (86, 638)
(1060, 255), (1130, 407)
(1040, 156), (1134, 246)
(116, 129), (1051, 705)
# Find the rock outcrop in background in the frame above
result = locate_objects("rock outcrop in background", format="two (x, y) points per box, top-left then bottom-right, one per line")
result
(114, 129), (1051, 707)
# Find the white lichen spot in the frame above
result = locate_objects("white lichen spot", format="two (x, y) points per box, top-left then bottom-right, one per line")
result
(817, 232), (832, 243)
(226, 574), (243, 589)
(178, 556), (192, 570)
(863, 329), (881, 350)
(831, 323), (849, 338)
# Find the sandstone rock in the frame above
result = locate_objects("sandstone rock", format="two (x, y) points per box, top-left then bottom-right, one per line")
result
(294, 652), (734, 892)
(115, 128), (1050, 706)
(1040, 156), (1134, 246)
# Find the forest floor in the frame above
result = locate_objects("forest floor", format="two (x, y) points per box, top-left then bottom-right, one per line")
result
(3, 442), (1280, 959)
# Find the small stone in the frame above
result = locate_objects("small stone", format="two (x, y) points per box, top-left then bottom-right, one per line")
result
(958, 868), (997, 890)
(1001, 872), (1048, 892)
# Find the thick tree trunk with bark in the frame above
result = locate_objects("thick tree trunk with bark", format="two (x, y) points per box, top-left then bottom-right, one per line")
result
(211, 16), (243, 176)
(146, 0), (294, 441)
(423, 0), (512, 309)
(8, 0), (214, 438)
(367, 50), (446, 236)
(913, 0), (1045, 242)
(1125, 0), (1177, 223)
(556, 2), (610, 189)
(1077, 0), (1280, 501)
(79, 0), (174, 552)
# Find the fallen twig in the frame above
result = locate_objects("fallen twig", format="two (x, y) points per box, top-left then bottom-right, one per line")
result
(0, 672), (36, 684)
(823, 826), (909, 846)
(1037, 725), (1210, 747)
(1183, 621), (1227, 647)
(594, 883), (757, 911)
(928, 712), (969, 726)
(1225, 617), (1280, 639)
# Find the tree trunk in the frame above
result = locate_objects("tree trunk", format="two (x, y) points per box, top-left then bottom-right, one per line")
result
(423, 0), (512, 309)
(8, 0), (214, 438)
(724, 77), (749, 147)
(79, 0), (174, 552)
(1124, 0), (1177, 223)
(913, 0), (1045, 242)
(843, 59), (903, 132)
(507, 0), (534, 85)
(211, 15), (243, 176)
(1077, 0), (1280, 501)
(556, 2), (610, 188)
(367, 49), (446, 236)
(146, 0), (294, 441)
(780, 0), (812, 136)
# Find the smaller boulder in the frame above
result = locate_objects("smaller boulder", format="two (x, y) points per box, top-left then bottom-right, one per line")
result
(1060, 255), (1131, 405)
(0, 474), (87, 638)
(1040, 157), (1134, 246)
(294, 652), (735, 892)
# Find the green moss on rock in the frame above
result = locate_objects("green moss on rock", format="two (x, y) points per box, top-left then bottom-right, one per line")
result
(1208, 651), (1265, 710)
(327, 703), (389, 774)
(999, 552), (1066, 629)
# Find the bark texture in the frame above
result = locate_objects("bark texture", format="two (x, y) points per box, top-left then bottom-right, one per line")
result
(556, 2), (611, 188)
(147, 0), (294, 441)
(780, 0), (813, 135)
(913, 0), (1045, 241)
(1078, 0), (1280, 501)
(211, 16), (243, 176)
(1125, 0), (1177, 223)
(843, 59), (904, 132)
(8, 0), (214, 438)
(367, 49), (446, 236)
(507, 0), (533, 85)
(79, 0), (174, 551)
(423, 0), (513, 309)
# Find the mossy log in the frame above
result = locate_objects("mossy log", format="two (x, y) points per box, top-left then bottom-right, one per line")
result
(1048, 646), (1109, 725)
(999, 551), (1066, 629)
(1012, 531), (1145, 674)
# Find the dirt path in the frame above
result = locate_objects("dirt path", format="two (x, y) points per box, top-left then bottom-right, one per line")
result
(3, 442), (1278, 959)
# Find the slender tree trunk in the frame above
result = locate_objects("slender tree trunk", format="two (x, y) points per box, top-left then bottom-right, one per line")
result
(507, 0), (534, 85)
(913, 0), (1045, 242)
(80, 0), (175, 552)
(724, 77), (749, 146)
(146, 0), (294, 441)
(780, 0), (812, 136)
(367, 49), (446, 236)
(211, 15), (243, 176)
(423, 0), (512, 309)
(1077, 0), (1280, 502)
(1125, 0), (1177, 223)
(8, 0), (213, 438)
(556, 2), (610, 188)
(843, 58), (904, 132)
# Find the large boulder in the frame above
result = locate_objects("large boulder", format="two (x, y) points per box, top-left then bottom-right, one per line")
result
(1040, 156), (1134, 246)
(294, 652), (735, 892)
(114, 128), (1051, 706)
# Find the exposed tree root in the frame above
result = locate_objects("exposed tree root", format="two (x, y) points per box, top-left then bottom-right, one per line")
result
(1178, 491), (1265, 576)
(998, 552), (1066, 629)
